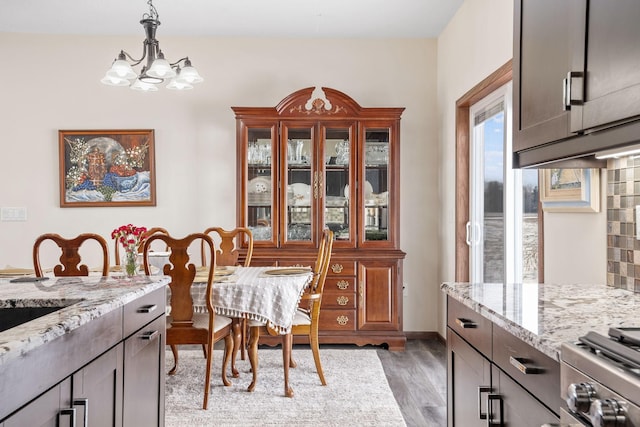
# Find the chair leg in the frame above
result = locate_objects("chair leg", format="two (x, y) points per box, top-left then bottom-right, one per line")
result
(202, 339), (215, 410)
(309, 329), (326, 385)
(168, 344), (179, 375)
(201, 344), (207, 358)
(221, 334), (233, 386)
(240, 317), (248, 360)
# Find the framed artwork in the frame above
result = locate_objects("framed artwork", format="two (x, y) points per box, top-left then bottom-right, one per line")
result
(540, 168), (599, 212)
(59, 129), (156, 207)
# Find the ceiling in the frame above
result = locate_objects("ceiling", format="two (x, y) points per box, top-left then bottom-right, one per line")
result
(0, 0), (463, 38)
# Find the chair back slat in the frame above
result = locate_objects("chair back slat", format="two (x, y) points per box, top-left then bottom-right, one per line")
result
(33, 233), (109, 277)
(202, 227), (254, 267)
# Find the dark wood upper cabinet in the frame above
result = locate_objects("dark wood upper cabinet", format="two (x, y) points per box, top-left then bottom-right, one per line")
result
(513, 0), (640, 167)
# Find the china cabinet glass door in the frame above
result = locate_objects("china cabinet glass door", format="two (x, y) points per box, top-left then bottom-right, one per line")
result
(282, 122), (315, 246)
(321, 123), (355, 247)
(361, 126), (392, 246)
(244, 124), (277, 247)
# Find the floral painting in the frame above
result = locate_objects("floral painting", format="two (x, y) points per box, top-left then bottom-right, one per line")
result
(59, 129), (156, 207)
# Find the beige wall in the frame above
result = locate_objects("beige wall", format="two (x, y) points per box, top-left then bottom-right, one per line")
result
(437, 0), (607, 336)
(0, 33), (438, 332)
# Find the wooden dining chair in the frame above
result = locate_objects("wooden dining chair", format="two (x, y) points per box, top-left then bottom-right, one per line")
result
(33, 233), (109, 277)
(288, 229), (334, 385)
(142, 232), (233, 410)
(203, 226), (254, 360)
(114, 226), (169, 266)
(201, 226), (254, 268)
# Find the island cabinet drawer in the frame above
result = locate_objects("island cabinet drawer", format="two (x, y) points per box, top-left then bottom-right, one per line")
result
(492, 325), (561, 413)
(447, 297), (492, 358)
(124, 286), (166, 338)
(319, 309), (357, 331)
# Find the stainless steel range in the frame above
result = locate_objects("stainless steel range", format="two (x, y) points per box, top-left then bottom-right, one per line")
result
(561, 328), (640, 426)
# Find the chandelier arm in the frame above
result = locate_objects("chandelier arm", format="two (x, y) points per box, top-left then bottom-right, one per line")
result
(169, 57), (190, 67)
(119, 49), (146, 67)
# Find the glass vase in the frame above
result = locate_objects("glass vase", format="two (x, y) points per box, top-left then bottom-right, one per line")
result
(124, 251), (138, 277)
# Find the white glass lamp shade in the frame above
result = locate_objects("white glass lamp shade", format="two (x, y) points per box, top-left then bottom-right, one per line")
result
(166, 77), (193, 90)
(176, 64), (203, 84)
(101, 74), (131, 86)
(106, 59), (137, 80)
(130, 79), (159, 92)
(147, 54), (176, 79)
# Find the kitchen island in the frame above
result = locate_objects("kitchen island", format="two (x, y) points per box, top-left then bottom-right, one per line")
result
(0, 275), (168, 426)
(442, 281), (640, 427)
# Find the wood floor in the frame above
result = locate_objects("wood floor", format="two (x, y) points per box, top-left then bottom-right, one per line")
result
(377, 339), (447, 427)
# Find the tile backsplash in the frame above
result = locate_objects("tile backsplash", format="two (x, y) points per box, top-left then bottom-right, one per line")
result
(607, 157), (640, 292)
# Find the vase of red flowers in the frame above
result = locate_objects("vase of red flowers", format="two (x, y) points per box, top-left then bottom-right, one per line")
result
(111, 224), (147, 277)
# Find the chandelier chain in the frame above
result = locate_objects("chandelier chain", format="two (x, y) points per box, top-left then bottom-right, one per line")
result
(142, 0), (159, 21)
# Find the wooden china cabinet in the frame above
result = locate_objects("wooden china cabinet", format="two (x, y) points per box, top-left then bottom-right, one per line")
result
(232, 87), (406, 350)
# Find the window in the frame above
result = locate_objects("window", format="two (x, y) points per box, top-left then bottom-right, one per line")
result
(467, 82), (539, 283)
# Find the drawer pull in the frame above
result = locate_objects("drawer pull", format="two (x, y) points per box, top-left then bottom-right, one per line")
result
(336, 315), (349, 325)
(73, 398), (89, 427)
(336, 296), (349, 306)
(336, 280), (349, 290)
(455, 318), (477, 328)
(140, 330), (160, 341)
(487, 393), (503, 426)
(509, 356), (542, 374)
(331, 263), (344, 273)
(478, 386), (491, 420)
(137, 304), (157, 314)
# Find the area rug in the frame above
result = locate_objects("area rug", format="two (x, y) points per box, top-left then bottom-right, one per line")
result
(165, 348), (407, 426)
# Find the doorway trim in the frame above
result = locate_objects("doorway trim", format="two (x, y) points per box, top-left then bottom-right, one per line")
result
(455, 60), (515, 282)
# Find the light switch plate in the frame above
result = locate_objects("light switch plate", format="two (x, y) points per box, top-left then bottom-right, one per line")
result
(1, 207), (27, 221)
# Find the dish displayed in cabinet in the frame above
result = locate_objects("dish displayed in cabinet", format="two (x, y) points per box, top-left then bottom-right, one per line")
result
(288, 183), (311, 205)
(344, 181), (373, 198)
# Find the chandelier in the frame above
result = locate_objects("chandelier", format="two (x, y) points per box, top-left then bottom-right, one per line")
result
(101, 0), (203, 91)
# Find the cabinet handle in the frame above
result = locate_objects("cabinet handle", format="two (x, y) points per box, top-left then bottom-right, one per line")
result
(331, 263), (343, 273)
(137, 304), (157, 314)
(336, 296), (349, 306)
(336, 315), (349, 325)
(58, 407), (77, 427)
(455, 318), (477, 328)
(563, 71), (583, 111)
(487, 393), (503, 427)
(140, 330), (160, 341)
(336, 280), (349, 290)
(509, 356), (542, 374)
(73, 398), (89, 427)
(478, 386), (491, 420)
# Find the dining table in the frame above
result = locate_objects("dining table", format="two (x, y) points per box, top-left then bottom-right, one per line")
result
(187, 265), (314, 397)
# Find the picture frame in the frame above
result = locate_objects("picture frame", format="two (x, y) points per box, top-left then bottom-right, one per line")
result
(59, 129), (156, 207)
(540, 168), (599, 212)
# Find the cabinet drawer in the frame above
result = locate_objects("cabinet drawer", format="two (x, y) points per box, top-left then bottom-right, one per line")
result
(322, 290), (357, 309)
(124, 287), (166, 338)
(319, 309), (357, 331)
(492, 325), (561, 414)
(325, 277), (355, 292)
(447, 297), (492, 358)
(327, 261), (355, 276)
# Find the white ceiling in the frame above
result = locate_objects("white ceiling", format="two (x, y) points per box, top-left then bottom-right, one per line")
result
(0, 0), (463, 38)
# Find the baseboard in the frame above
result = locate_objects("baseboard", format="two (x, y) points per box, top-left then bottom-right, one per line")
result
(404, 331), (445, 343)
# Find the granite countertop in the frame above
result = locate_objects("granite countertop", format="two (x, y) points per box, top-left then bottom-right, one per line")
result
(0, 275), (169, 367)
(441, 282), (640, 362)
